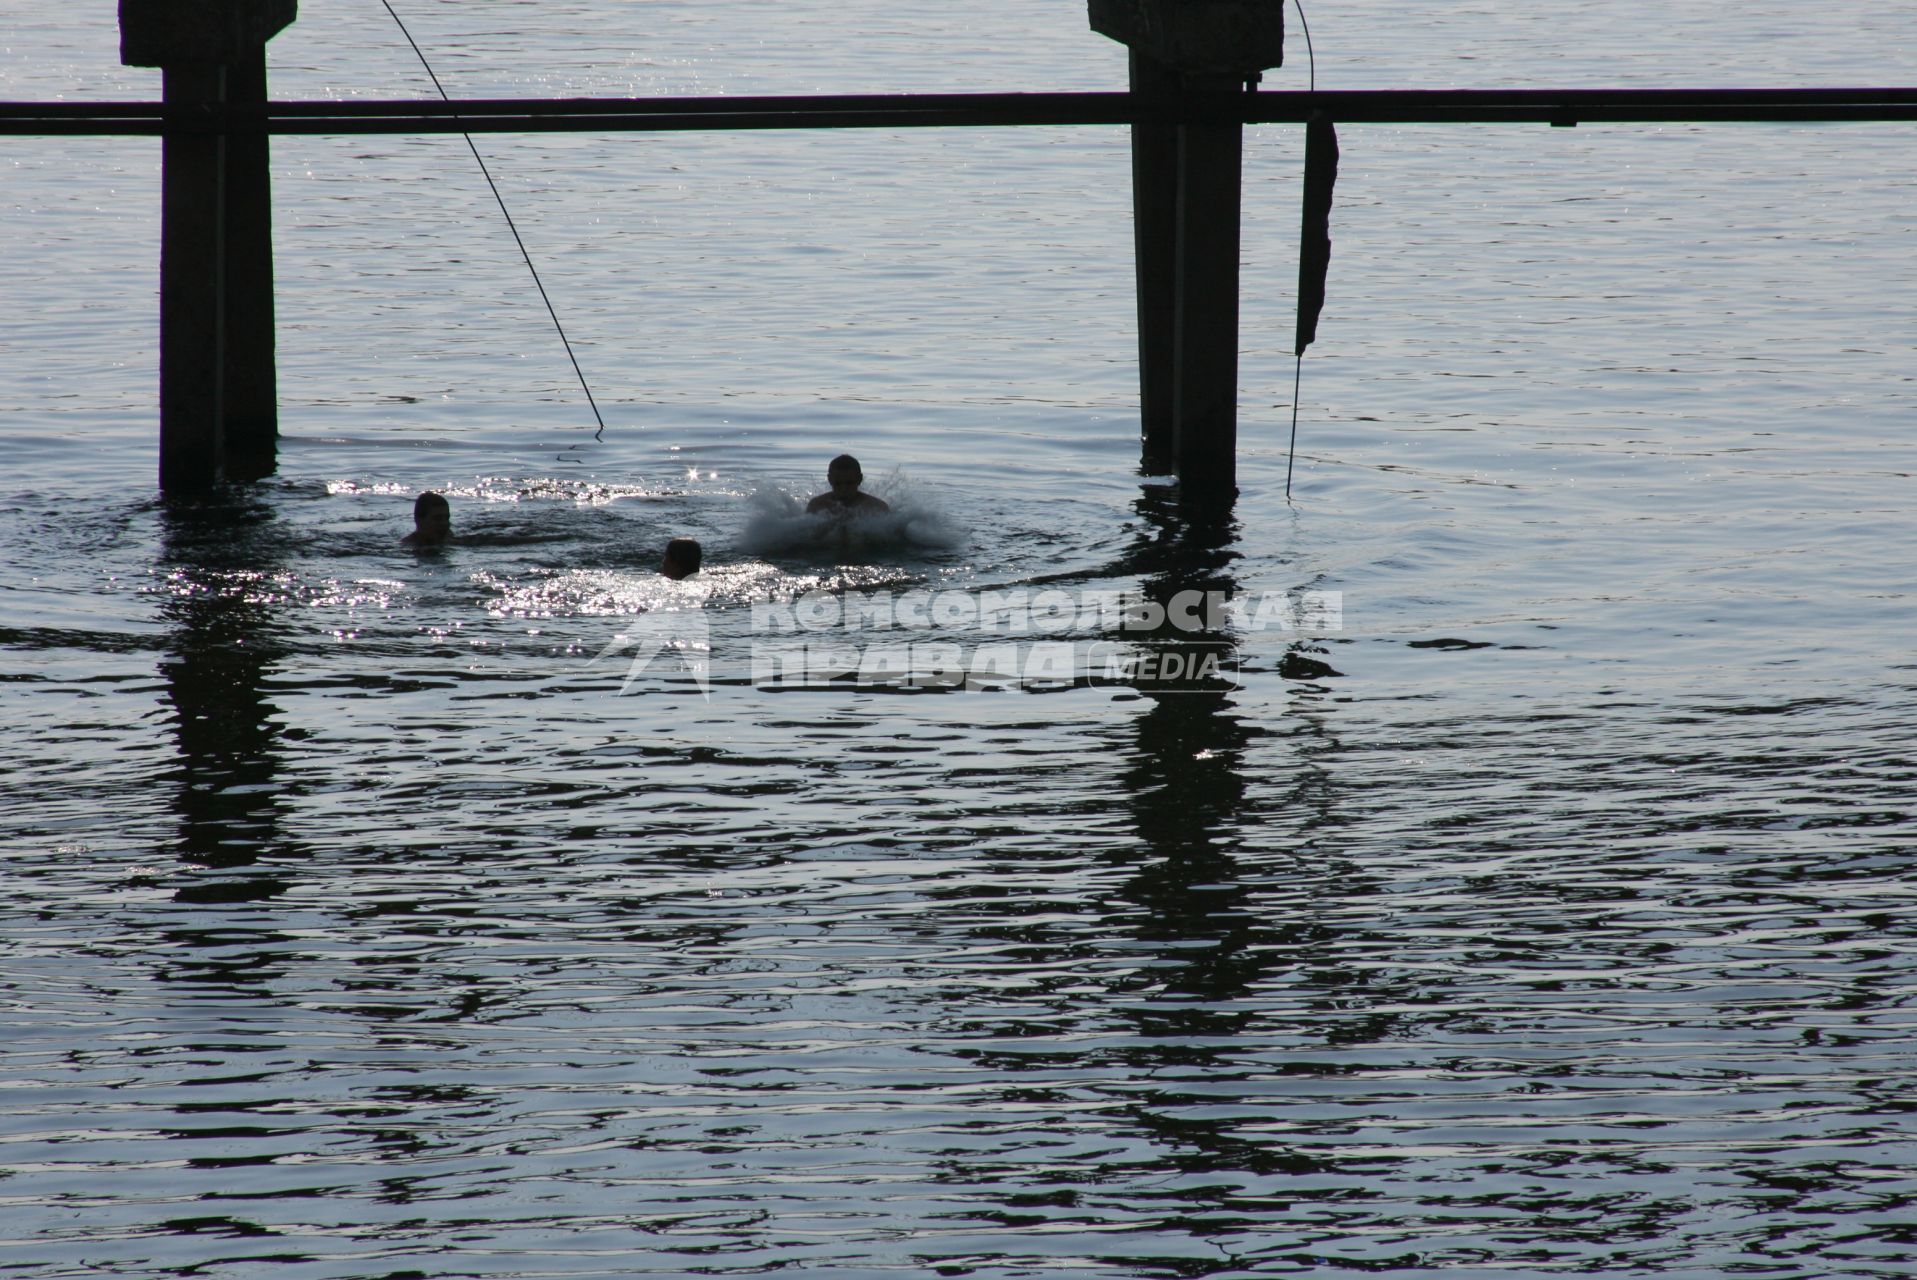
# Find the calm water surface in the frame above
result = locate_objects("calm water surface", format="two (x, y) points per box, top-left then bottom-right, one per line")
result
(2, 1), (1914, 1276)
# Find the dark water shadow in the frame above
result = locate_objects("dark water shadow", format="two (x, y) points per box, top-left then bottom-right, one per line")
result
(1118, 484), (1263, 1002)
(157, 492), (304, 901)
(930, 487), (1373, 1264)
(1105, 487), (1321, 1174)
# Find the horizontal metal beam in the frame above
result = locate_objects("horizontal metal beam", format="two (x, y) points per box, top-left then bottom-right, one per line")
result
(3, 87), (1917, 136)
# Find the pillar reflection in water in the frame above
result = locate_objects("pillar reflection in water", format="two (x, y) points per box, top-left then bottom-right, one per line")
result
(157, 495), (296, 900)
(1119, 484), (1262, 1007)
(1108, 485), (1354, 1184)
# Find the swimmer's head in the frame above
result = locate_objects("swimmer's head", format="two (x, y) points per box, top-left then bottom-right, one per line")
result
(409, 491), (452, 545)
(661, 537), (702, 580)
(827, 454), (864, 495)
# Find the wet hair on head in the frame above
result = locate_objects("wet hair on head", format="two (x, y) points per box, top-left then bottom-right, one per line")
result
(414, 491), (449, 519)
(662, 537), (702, 578)
(828, 454), (862, 479)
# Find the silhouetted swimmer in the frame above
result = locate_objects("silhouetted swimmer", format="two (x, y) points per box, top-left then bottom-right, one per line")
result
(661, 537), (702, 580)
(806, 454), (890, 518)
(401, 491), (453, 547)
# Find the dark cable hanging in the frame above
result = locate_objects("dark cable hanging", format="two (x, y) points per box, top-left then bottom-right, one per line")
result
(380, 0), (609, 443)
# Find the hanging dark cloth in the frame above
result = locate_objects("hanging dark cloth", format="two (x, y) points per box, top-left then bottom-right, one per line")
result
(1294, 118), (1340, 356)
(1287, 118), (1340, 497)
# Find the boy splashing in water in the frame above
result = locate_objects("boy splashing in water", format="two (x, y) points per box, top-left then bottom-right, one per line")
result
(806, 454), (889, 518)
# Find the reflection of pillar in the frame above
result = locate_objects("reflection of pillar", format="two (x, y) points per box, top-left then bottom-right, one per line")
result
(1089, 0), (1284, 496)
(159, 501), (290, 879)
(120, 0), (296, 491)
(1115, 484), (1262, 1002)
(1128, 692), (1247, 857)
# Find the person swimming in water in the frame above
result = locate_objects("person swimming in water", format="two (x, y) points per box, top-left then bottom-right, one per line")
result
(661, 537), (702, 579)
(806, 454), (890, 518)
(401, 491), (453, 547)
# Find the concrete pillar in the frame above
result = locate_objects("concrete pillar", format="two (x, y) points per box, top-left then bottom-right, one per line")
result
(222, 44), (279, 482)
(157, 64), (228, 492)
(121, 0), (296, 492)
(1171, 76), (1243, 491)
(1089, 0), (1285, 497)
(1129, 52), (1181, 469)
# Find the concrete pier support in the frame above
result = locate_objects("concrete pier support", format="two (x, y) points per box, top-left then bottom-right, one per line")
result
(1127, 52), (1181, 468)
(121, 0), (296, 491)
(221, 45), (281, 482)
(1089, 0), (1285, 496)
(1170, 79), (1244, 489)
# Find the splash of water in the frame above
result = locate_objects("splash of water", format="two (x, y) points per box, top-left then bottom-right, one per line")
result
(738, 469), (964, 561)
